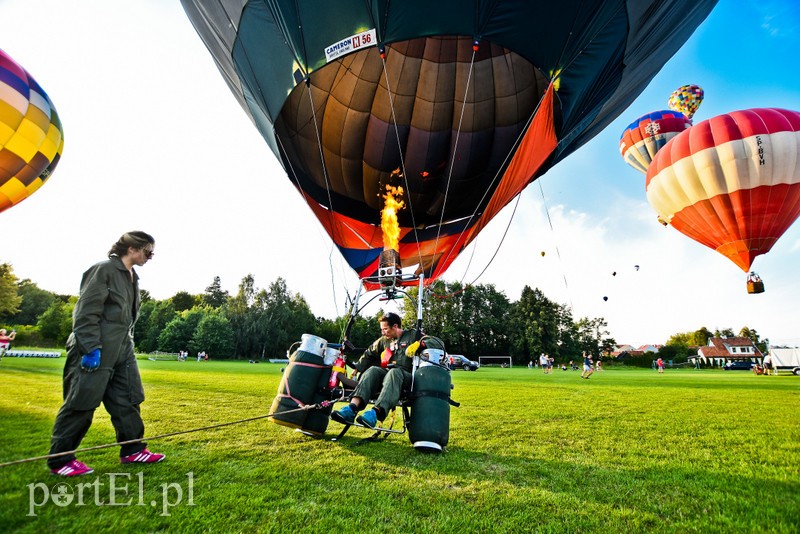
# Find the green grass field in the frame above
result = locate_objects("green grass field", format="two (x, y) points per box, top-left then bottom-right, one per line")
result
(0, 356), (798, 533)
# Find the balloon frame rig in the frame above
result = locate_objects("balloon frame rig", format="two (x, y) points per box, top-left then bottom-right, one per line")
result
(344, 248), (425, 346)
(367, 248), (424, 303)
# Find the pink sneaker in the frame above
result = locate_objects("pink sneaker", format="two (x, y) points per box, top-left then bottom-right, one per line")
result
(120, 448), (165, 464)
(51, 460), (94, 477)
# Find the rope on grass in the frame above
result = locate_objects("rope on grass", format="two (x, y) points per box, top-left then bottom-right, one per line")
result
(0, 397), (344, 469)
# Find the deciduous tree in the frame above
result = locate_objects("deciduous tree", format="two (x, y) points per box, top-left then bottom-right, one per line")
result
(0, 263), (22, 318)
(10, 279), (55, 326)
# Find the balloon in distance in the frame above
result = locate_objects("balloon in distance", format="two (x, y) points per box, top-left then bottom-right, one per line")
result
(668, 84), (704, 120)
(620, 110), (691, 174)
(646, 108), (800, 272)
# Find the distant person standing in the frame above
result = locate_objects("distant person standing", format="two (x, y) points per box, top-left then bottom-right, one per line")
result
(0, 328), (16, 360)
(581, 352), (594, 379)
(539, 353), (549, 373)
(656, 357), (665, 374)
(762, 353), (772, 376)
(47, 231), (165, 477)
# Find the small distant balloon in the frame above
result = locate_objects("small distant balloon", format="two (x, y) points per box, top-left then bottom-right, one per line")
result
(540, 251), (546, 257)
(668, 84), (704, 120)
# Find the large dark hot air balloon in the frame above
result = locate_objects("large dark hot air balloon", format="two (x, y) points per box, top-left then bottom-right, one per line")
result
(646, 108), (800, 273)
(181, 0), (717, 285)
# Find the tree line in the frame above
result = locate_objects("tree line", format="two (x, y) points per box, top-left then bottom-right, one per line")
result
(0, 263), (619, 363)
(2, 261), (767, 364)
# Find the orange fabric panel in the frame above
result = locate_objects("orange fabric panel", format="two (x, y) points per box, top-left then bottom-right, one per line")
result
(467, 84), (558, 243)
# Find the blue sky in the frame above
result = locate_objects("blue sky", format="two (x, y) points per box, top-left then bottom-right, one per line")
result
(1, 1), (798, 347)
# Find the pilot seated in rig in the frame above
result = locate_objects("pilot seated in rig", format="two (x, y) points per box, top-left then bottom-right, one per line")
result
(331, 312), (444, 429)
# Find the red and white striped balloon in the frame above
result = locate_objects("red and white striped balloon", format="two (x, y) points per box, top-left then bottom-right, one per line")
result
(646, 108), (800, 271)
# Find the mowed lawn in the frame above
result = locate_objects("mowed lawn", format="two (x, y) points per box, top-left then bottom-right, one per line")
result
(0, 356), (798, 533)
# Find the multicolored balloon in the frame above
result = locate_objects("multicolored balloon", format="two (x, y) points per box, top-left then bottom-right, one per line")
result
(646, 108), (800, 272)
(0, 48), (64, 213)
(667, 84), (704, 120)
(620, 110), (692, 173)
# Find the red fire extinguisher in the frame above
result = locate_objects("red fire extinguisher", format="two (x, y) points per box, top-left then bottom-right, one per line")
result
(329, 354), (346, 389)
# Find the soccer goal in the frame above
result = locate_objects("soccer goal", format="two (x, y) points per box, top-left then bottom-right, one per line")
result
(478, 356), (512, 368)
(147, 351), (180, 362)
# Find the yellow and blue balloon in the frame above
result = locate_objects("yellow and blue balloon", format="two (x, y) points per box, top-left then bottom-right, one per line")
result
(0, 48), (64, 213)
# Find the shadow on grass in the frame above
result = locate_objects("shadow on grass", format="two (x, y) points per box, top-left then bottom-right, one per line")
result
(321, 425), (799, 532)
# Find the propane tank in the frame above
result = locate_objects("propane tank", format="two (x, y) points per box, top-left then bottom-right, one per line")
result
(269, 334), (328, 431)
(407, 349), (451, 453)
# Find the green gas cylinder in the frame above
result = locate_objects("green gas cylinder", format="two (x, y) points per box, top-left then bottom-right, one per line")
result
(269, 348), (326, 430)
(407, 363), (451, 452)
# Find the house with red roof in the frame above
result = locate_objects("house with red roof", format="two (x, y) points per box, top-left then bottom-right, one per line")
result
(610, 344), (661, 358)
(637, 344), (662, 354)
(695, 336), (763, 366)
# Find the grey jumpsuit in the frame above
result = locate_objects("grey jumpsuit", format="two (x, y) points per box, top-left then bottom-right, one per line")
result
(48, 256), (147, 469)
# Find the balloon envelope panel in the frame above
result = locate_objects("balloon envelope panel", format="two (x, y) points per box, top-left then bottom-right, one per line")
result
(0, 49), (64, 213)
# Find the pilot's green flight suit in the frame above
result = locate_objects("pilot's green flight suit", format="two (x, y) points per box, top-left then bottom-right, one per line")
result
(48, 256), (147, 469)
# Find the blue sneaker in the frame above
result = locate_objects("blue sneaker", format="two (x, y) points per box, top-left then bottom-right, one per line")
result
(331, 405), (356, 425)
(357, 409), (378, 429)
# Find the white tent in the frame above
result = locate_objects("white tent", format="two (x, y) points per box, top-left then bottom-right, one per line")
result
(768, 348), (800, 375)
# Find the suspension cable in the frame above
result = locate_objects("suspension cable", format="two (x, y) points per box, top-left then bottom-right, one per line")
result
(275, 132), (347, 317)
(0, 396), (345, 469)
(537, 179), (574, 310)
(434, 0), (626, 295)
(432, 86), (544, 282)
(378, 49), (424, 268)
(431, 44), (478, 265)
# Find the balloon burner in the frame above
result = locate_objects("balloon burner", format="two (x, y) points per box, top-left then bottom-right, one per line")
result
(379, 249), (402, 290)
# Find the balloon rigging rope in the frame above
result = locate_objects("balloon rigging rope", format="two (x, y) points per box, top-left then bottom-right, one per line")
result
(306, 82), (355, 313)
(431, 47), (478, 267)
(463, 193), (523, 290)
(305, 83), (340, 247)
(275, 129), (347, 314)
(537, 179), (574, 311)
(275, 128), (344, 316)
(379, 53), (424, 268)
(0, 395), (347, 469)
(432, 85), (547, 293)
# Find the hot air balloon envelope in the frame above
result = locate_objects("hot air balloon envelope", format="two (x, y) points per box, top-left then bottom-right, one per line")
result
(181, 0), (717, 286)
(0, 49), (64, 213)
(668, 84), (704, 120)
(620, 110), (691, 173)
(646, 108), (800, 271)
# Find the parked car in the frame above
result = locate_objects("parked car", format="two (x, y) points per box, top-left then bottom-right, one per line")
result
(723, 360), (754, 371)
(448, 354), (480, 371)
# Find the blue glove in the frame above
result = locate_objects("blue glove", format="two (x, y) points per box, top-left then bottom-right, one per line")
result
(80, 348), (101, 372)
